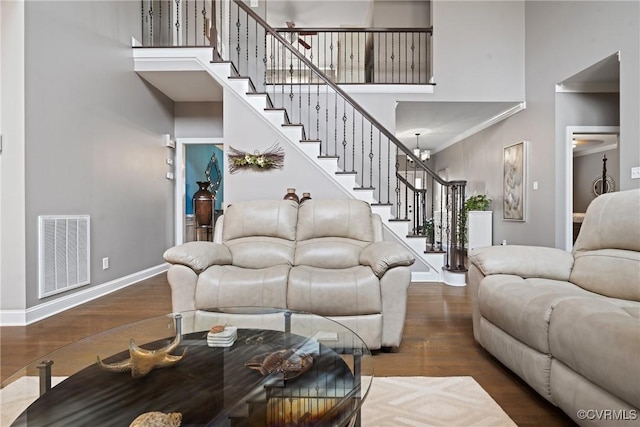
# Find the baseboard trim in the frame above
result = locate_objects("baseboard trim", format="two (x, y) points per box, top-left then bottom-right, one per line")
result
(0, 264), (169, 326)
(411, 271), (441, 283)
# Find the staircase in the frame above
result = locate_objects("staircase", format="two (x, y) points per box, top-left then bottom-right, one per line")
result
(134, 0), (468, 284)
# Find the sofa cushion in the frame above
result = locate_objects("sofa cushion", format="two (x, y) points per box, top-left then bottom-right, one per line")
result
(287, 266), (381, 316)
(194, 265), (289, 309)
(549, 297), (640, 408)
(571, 189), (640, 301)
(163, 242), (231, 274)
(294, 237), (369, 268)
(573, 189), (640, 253)
(225, 237), (296, 269)
(296, 199), (373, 241)
(570, 249), (640, 301)
(478, 275), (595, 353)
(222, 200), (298, 241)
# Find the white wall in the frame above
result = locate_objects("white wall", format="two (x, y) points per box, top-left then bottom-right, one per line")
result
(0, 1), (27, 315)
(223, 88), (350, 203)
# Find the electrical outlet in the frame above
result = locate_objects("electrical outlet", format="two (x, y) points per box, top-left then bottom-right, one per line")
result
(533, 181), (539, 190)
(632, 166), (640, 179)
(166, 158), (174, 166)
(102, 257), (109, 270)
(166, 172), (174, 180)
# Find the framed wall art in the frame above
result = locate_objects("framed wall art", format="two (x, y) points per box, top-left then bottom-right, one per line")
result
(503, 141), (527, 221)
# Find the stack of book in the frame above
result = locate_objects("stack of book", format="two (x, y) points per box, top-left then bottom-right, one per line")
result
(207, 326), (237, 348)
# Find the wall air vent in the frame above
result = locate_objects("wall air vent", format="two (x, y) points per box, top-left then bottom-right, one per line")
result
(38, 215), (90, 298)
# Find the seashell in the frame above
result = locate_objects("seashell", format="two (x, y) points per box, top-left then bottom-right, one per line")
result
(129, 411), (182, 427)
(210, 325), (226, 334)
(245, 349), (314, 380)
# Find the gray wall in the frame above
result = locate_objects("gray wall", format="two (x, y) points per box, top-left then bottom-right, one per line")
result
(175, 102), (223, 138)
(432, 0), (639, 248)
(371, 1), (430, 27)
(24, 1), (175, 307)
(574, 148), (619, 213)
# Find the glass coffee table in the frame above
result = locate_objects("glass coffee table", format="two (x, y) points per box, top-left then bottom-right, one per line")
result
(2, 308), (373, 426)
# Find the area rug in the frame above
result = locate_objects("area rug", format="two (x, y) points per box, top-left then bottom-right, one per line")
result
(1, 376), (515, 426)
(361, 376), (516, 426)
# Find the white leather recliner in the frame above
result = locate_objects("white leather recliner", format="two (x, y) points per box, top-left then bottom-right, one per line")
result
(163, 199), (415, 350)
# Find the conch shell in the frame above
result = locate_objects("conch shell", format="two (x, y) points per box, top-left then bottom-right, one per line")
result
(129, 411), (182, 427)
(245, 349), (314, 380)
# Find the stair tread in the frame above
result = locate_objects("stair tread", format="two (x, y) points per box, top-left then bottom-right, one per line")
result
(354, 187), (375, 190)
(282, 123), (304, 127)
(406, 234), (427, 238)
(318, 155), (339, 159)
(301, 139), (321, 143)
(371, 203), (393, 206)
(335, 171), (357, 175)
(424, 249), (446, 254)
(388, 218), (411, 222)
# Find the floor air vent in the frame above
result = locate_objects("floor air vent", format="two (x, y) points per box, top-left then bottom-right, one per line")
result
(39, 215), (90, 298)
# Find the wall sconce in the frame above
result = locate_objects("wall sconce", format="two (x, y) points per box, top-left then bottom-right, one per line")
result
(163, 134), (175, 148)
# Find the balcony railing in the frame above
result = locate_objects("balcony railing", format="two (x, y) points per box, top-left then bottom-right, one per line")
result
(273, 27), (432, 85)
(140, 1), (432, 85)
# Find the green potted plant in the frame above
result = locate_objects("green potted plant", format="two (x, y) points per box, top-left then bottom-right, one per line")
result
(463, 194), (493, 249)
(465, 194), (491, 212)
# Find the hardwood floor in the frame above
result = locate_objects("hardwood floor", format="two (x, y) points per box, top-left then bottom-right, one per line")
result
(0, 274), (574, 426)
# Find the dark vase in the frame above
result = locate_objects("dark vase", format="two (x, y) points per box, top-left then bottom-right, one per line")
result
(300, 192), (312, 203)
(193, 181), (214, 226)
(283, 188), (299, 203)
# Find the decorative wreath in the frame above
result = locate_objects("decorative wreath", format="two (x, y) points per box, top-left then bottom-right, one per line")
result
(227, 143), (285, 174)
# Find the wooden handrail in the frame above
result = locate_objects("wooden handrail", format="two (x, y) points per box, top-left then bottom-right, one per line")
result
(232, 0), (455, 188)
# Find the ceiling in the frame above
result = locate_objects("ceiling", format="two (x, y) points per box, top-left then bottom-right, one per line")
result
(395, 101), (523, 152)
(572, 133), (618, 158)
(137, 71), (223, 102)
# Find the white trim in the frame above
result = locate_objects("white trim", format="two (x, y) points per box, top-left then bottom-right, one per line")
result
(555, 82), (619, 93)
(563, 126), (619, 251)
(411, 271), (440, 283)
(175, 138), (225, 245)
(434, 102), (526, 154)
(339, 84), (434, 95)
(572, 142), (618, 158)
(0, 264), (169, 326)
(443, 270), (466, 287)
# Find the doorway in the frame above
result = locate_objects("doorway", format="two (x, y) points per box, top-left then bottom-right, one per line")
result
(564, 126), (619, 250)
(175, 138), (225, 244)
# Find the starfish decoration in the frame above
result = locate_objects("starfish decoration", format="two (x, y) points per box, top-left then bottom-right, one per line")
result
(97, 333), (187, 378)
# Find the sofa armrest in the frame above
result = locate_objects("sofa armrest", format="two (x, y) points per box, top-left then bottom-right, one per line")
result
(163, 241), (232, 274)
(469, 245), (574, 281)
(360, 242), (415, 278)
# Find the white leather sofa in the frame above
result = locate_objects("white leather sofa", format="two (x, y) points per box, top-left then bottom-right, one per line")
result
(163, 199), (415, 350)
(469, 189), (640, 426)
